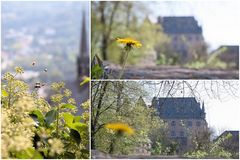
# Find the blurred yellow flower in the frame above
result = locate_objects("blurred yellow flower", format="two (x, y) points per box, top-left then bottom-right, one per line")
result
(117, 38), (142, 48)
(105, 123), (134, 135)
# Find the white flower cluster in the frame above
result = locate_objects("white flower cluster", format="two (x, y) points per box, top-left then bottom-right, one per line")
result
(1, 96), (36, 158)
(48, 138), (64, 156)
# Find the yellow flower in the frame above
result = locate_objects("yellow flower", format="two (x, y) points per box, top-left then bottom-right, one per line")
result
(105, 122), (134, 135)
(117, 38), (142, 48)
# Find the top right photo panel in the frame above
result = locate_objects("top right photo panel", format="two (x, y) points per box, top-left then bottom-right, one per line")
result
(91, 1), (239, 80)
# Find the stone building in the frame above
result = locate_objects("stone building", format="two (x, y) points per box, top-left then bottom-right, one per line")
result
(217, 45), (239, 69)
(157, 16), (206, 63)
(152, 97), (208, 152)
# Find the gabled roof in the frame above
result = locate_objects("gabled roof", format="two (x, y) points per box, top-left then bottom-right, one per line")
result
(215, 130), (239, 143)
(158, 16), (202, 34)
(153, 97), (205, 119)
(220, 130), (239, 137)
(219, 45), (239, 53)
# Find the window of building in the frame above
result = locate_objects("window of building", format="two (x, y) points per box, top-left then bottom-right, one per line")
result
(187, 121), (192, 127)
(171, 131), (175, 137)
(180, 131), (184, 137)
(196, 121), (201, 126)
(171, 121), (176, 126)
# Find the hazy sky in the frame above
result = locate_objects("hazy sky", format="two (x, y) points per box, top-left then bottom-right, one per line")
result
(147, 0), (240, 50)
(142, 80), (239, 136)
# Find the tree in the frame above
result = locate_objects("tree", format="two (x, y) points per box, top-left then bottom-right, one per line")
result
(91, 1), (170, 65)
(91, 81), (165, 154)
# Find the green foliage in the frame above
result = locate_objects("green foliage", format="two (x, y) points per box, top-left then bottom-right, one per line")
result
(70, 129), (81, 145)
(1, 67), (89, 159)
(1, 89), (8, 97)
(30, 109), (45, 126)
(184, 61), (206, 69)
(156, 54), (179, 65)
(184, 47), (228, 69)
(16, 148), (44, 159)
(184, 150), (208, 158)
(80, 77), (91, 86)
(91, 64), (104, 79)
(91, 81), (165, 155)
(91, 1), (170, 65)
(150, 128), (179, 156)
(45, 109), (57, 126)
(61, 103), (77, 109)
(184, 132), (233, 159)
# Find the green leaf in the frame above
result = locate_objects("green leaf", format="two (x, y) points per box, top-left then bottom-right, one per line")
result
(91, 64), (103, 79)
(70, 129), (81, 145)
(74, 116), (81, 122)
(80, 77), (90, 86)
(63, 113), (74, 125)
(61, 104), (76, 109)
(63, 113), (86, 132)
(72, 122), (88, 132)
(45, 110), (57, 126)
(16, 148), (43, 159)
(1, 89), (8, 97)
(30, 110), (44, 126)
(63, 152), (76, 159)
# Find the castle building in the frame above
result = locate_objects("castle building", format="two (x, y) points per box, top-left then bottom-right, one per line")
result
(152, 97), (208, 152)
(157, 16), (206, 63)
(216, 45), (239, 69)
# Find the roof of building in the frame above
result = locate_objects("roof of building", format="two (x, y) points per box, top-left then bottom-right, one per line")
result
(153, 97), (205, 119)
(220, 130), (239, 137)
(158, 16), (202, 34)
(215, 130), (239, 143)
(219, 45), (239, 53)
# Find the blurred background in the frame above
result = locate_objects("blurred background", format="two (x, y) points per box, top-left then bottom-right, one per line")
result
(1, 1), (90, 110)
(91, 1), (239, 70)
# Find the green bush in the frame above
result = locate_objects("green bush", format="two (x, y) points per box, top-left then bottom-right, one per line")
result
(1, 67), (89, 159)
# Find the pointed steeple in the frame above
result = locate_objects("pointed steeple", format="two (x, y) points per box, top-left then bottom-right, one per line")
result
(136, 96), (147, 108)
(77, 10), (89, 80)
(80, 11), (88, 58)
(143, 15), (151, 24)
(202, 102), (205, 113)
(201, 101), (206, 119)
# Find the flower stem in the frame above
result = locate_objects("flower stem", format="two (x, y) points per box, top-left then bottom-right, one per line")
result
(119, 50), (130, 79)
(56, 105), (60, 137)
(109, 134), (117, 154)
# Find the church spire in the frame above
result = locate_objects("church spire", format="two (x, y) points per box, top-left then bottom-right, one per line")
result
(77, 10), (89, 80)
(80, 10), (88, 57)
(202, 102), (205, 112)
(201, 101), (206, 119)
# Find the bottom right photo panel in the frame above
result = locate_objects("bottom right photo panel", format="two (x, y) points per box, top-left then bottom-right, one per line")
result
(91, 80), (239, 159)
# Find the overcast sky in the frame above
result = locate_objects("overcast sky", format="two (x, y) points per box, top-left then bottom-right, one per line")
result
(147, 0), (240, 51)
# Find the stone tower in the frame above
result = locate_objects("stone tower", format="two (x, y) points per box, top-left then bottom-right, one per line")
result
(77, 10), (89, 80)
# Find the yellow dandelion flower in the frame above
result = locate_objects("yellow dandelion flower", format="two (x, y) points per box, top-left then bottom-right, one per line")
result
(117, 38), (142, 48)
(105, 122), (134, 135)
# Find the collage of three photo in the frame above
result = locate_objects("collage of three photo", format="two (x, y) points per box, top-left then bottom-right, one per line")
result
(1, 1), (239, 159)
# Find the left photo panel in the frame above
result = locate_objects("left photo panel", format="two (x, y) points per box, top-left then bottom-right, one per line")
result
(1, 1), (90, 159)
